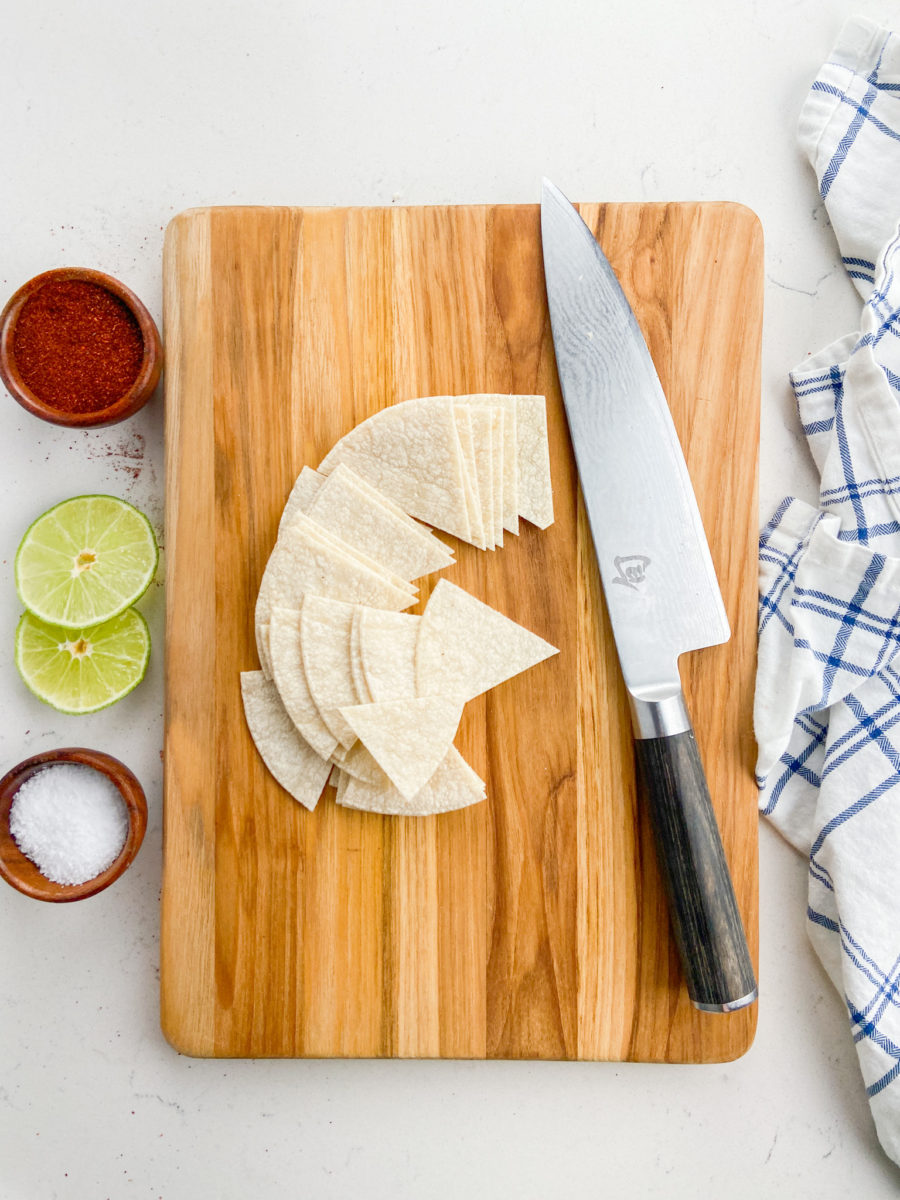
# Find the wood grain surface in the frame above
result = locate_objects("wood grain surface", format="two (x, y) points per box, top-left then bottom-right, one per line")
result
(161, 201), (762, 1061)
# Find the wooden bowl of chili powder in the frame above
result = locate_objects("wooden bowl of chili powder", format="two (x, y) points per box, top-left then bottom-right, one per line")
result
(0, 267), (162, 427)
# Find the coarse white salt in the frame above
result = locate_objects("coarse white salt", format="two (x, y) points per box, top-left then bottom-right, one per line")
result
(9, 764), (129, 886)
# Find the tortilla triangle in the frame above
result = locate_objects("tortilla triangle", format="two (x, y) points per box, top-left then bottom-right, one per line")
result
(516, 395), (554, 528)
(339, 696), (464, 801)
(307, 463), (454, 579)
(463, 405), (495, 551)
(358, 609), (421, 703)
(279, 466), (325, 534)
(240, 671), (331, 811)
(415, 579), (558, 700)
(299, 596), (359, 750)
(454, 406), (487, 549)
(490, 407), (504, 547)
(255, 512), (415, 633)
(269, 607), (338, 760)
(453, 394), (519, 535)
(318, 397), (472, 542)
(336, 746), (485, 816)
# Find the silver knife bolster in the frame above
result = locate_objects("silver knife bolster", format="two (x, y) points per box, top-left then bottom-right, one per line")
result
(628, 688), (691, 739)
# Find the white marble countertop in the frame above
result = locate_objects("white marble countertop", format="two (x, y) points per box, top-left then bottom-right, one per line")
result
(2, 1), (899, 1195)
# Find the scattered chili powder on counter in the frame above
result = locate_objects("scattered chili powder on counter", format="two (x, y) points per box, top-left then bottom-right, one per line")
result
(12, 280), (144, 414)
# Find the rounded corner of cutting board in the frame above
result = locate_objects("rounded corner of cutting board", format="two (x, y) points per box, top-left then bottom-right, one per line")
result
(159, 1008), (217, 1059)
(729, 1001), (760, 1062)
(723, 201), (764, 252)
(697, 1003), (759, 1065)
(163, 207), (212, 250)
(709, 200), (765, 258)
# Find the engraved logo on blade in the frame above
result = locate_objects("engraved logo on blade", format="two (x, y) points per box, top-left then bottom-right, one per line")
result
(612, 555), (651, 590)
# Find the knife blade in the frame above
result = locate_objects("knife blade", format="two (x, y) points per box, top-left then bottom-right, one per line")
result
(540, 179), (757, 1013)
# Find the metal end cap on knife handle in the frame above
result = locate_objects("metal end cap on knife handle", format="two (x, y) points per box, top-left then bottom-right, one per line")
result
(693, 986), (758, 1014)
(629, 691), (691, 740)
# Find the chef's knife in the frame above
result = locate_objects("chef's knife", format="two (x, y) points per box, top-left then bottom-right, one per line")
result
(540, 179), (757, 1013)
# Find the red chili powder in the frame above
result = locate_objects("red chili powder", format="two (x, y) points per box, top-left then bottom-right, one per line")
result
(13, 280), (145, 414)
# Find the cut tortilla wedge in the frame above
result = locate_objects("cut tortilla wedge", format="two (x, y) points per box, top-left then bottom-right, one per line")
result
(240, 671), (331, 811)
(299, 596), (360, 751)
(358, 608), (421, 703)
(336, 467), (446, 538)
(458, 401), (505, 548)
(348, 608), (372, 704)
(333, 767), (350, 804)
(496, 395), (519, 535)
(256, 620), (273, 680)
(454, 394), (519, 535)
(339, 696), (464, 801)
(331, 739), (383, 784)
(415, 578), (559, 701)
(516, 395), (553, 528)
(307, 463), (454, 580)
(255, 512), (415, 633)
(297, 516), (417, 598)
(318, 397), (472, 542)
(269, 606), (339, 760)
(336, 746), (485, 816)
(453, 406), (487, 549)
(466, 405), (495, 552)
(490, 406), (504, 548)
(279, 466), (326, 535)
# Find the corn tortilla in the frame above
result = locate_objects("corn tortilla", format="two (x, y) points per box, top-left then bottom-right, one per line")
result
(240, 671), (331, 811)
(336, 746), (485, 816)
(415, 579), (558, 700)
(339, 696), (464, 801)
(318, 397), (473, 542)
(269, 606), (339, 760)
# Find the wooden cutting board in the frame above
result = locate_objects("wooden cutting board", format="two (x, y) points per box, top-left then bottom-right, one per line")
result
(161, 201), (762, 1061)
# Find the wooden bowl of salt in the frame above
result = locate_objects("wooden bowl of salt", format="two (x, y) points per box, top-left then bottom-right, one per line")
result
(0, 748), (147, 902)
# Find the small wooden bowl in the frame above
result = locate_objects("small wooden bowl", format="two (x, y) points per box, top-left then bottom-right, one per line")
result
(0, 748), (147, 902)
(0, 267), (162, 428)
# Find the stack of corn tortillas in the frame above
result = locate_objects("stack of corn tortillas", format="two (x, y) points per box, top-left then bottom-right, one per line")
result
(242, 394), (556, 816)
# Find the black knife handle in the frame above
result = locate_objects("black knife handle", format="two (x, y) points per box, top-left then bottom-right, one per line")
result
(633, 713), (757, 1012)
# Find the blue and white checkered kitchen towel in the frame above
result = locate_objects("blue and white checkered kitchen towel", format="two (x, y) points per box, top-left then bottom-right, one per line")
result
(755, 16), (900, 1165)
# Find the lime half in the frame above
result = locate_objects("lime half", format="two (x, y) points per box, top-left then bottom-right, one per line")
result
(15, 608), (151, 714)
(15, 495), (158, 629)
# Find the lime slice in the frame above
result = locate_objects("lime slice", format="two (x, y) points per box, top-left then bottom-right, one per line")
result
(15, 608), (151, 714)
(15, 495), (158, 629)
